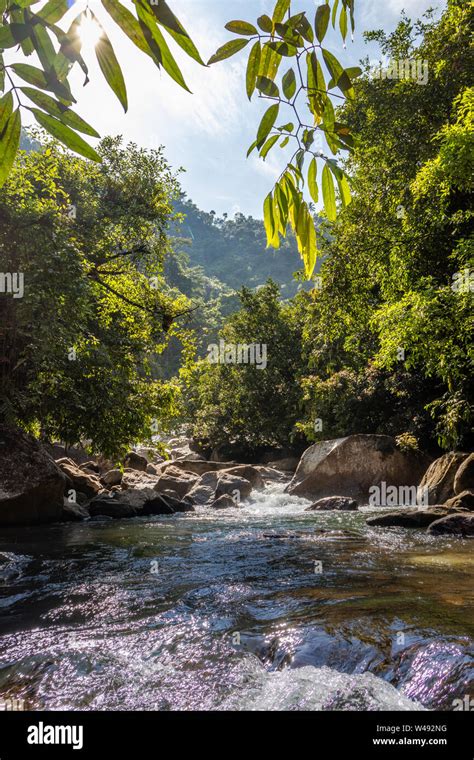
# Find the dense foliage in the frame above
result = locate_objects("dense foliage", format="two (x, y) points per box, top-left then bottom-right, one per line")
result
(0, 135), (187, 455)
(183, 0), (473, 455)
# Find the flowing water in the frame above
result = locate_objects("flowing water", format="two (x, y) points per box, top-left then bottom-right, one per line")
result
(0, 484), (472, 711)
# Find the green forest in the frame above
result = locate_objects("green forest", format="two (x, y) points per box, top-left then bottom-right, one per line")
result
(1, 0), (472, 461)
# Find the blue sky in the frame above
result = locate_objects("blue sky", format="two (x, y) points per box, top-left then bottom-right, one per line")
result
(22, 0), (445, 217)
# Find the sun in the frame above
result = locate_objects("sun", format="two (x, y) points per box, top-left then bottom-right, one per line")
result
(79, 14), (103, 48)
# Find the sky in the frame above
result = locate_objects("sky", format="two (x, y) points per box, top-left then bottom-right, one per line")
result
(19, 0), (445, 218)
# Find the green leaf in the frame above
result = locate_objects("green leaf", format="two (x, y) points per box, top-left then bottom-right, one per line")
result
(147, 0), (204, 65)
(136, 2), (190, 91)
(246, 41), (261, 100)
(258, 42), (282, 82)
(332, 0), (340, 29)
(247, 139), (258, 158)
(102, 0), (149, 56)
(11, 62), (74, 102)
(257, 15), (273, 33)
(304, 210), (317, 278)
(0, 108), (21, 188)
(322, 163), (336, 221)
(256, 103), (279, 148)
(315, 4), (330, 43)
(260, 134), (279, 160)
(225, 20), (257, 36)
(268, 40), (297, 57)
(31, 22), (58, 74)
(295, 15), (314, 43)
(322, 48), (354, 97)
(93, 13), (128, 112)
(20, 87), (100, 137)
(273, 0), (291, 24)
(282, 68), (296, 99)
(256, 76), (279, 98)
(37, 0), (69, 24)
(308, 157), (319, 205)
(339, 5), (348, 43)
(0, 91), (14, 135)
(208, 38), (249, 65)
(31, 109), (102, 162)
(263, 191), (276, 247)
(335, 170), (351, 206)
(280, 136), (290, 148)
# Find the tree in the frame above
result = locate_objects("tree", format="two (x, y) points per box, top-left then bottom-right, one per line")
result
(180, 281), (304, 457)
(297, 0), (473, 450)
(0, 134), (188, 455)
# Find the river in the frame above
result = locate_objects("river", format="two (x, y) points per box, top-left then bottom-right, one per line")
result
(0, 484), (472, 711)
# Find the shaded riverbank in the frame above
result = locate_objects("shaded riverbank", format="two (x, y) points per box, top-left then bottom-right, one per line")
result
(0, 485), (472, 711)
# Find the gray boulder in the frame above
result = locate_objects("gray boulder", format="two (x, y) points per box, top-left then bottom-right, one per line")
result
(287, 435), (431, 502)
(61, 499), (90, 522)
(306, 496), (358, 512)
(0, 426), (66, 525)
(419, 452), (469, 504)
(454, 454), (474, 495)
(366, 507), (450, 528)
(101, 468), (123, 487)
(124, 451), (148, 472)
(56, 459), (102, 499)
(427, 513), (474, 536)
(210, 494), (239, 509)
(155, 465), (198, 498)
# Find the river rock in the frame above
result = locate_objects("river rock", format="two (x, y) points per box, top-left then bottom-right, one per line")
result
(366, 507), (450, 528)
(135, 447), (164, 465)
(121, 469), (159, 490)
(210, 494), (239, 509)
(445, 490), (474, 511)
(184, 484), (216, 506)
(427, 513), (474, 536)
(0, 426), (67, 525)
(80, 461), (100, 474)
(124, 451), (148, 472)
(454, 454), (474, 495)
(254, 466), (290, 483)
(215, 473), (252, 502)
(287, 435), (431, 502)
(305, 496), (359, 512)
(155, 465), (198, 498)
(61, 499), (90, 522)
(89, 495), (138, 519)
(159, 459), (235, 476)
(267, 457), (300, 472)
(101, 469), (123, 487)
(221, 465), (265, 490)
(56, 459), (102, 498)
(419, 452), (469, 504)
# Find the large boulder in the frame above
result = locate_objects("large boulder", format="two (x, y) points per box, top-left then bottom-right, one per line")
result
(101, 469), (123, 487)
(418, 452), (469, 505)
(428, 513), (474, 537)
(61, 499), (90, 522)
(266, 458), (299, 472)
(0, 427), (66, 525)
(454, 454), (474, 495)
(0, 425), (67, 525)
(445, 490), (474, 512)
(124, 451), (148, 472)
(221, 465), (265, 490)
(155, 465), (198, 498)
(305, 496), (358, 512)
(210, 494), (239, 509)
(56, 459), (102, 498)
(215, 473), (252, 502)
(121, 469), (159, 490)
(366, 507), (450, 528)
(287, 435), (431, 502)
(159, 459), (235, 477)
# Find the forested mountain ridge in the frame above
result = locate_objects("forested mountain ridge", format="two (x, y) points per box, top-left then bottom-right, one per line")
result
(172, 195), (316, 296)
